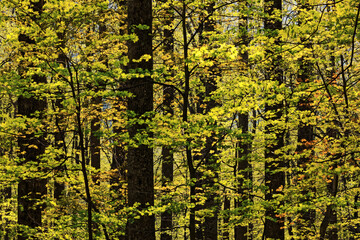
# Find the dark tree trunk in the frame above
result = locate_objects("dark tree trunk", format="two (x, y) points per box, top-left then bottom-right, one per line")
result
(203, 136), (219, 240)
(296, 2), (316, 234)
(54, 98), (65, 201)
(202, 70), (219, 238)
(319, 42), (339, 239)
(17, 80), (47, 238)
(263, 0), (285, 239)
(54, 29), (67, 202)
(222, 196), (231, 240)
(126, 0), (155, 239)
(111, 125), (127, 240)
(17, 1), (47, 239)
(235, 114), (252, 240)
(235, 3), (252, 239)
(319, 187), (338, 240)
(319, 150), (338, 240)
(179, 1), (197, 239)
(90, 94), (102, 179)
(89, 94), (103, 174)
(111, 133), (126, 188)
(90, 23), (107, 182)
(197, 3), (220, 240)
(161, 146), (174, 240)
(160, 7), (175, 239)
(53, 95), (66, 240)
(110, 3), (127, 238)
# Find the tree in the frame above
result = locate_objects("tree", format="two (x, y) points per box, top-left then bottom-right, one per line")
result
(16, 1), (47, 238)
(235, 1), (253, 239)
(126, 0), (155, 239)
(192, 3), (221, 240)
(293, 1), (316, 237)
(263, 0), (285, 238)
(160, 3), (175, 240)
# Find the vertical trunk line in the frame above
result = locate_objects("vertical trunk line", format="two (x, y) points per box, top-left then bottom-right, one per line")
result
(263, 0), (285, 238)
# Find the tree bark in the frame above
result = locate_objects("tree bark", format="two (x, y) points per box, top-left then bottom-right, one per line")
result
(193, 3), (220, 239)
(160, 6), (175, 239)
(263, 0), (285, 239)
(235, 2), (252, 239)
(127, 0), (155, 239)
(90, 95), (101, 175)
(296, 2), (316, 234)
(17, 1), (47, 239)
(235, 113), (252, 240)
(54, 29), (67, 202)
(161, 146), (174, 240)
(319, 35), (339, 239)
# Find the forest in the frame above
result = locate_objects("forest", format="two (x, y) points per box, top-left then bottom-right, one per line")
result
(0, 0), (359, 239)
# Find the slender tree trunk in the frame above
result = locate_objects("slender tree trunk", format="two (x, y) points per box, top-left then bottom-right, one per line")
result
(235, 3), (252, 239)
(111, 129), (126, 187)
(54, 98), (65, 201)
(161, 146), (174, 240)
(17, 1), (47, 239)
(320, 147), (338, 240)
(319, 45), (339, 239)
(126, 0), (155, 239)
(223, 195), (230, 239)
(319, 177), (338, 240)
(90, 95), (101, 176)
(263, 0), (285, 239)
(160, 6), (175, 239)
(90, 22), (107, 183)
(111, 126), (127, 240)
(235, 114), (252, 240)
(296, 2), (316, 234)
(201, 4), (219, 240)
(54, 29), (67, 202)
(110, 3), (127, 238)
(180, 1), (196, 239)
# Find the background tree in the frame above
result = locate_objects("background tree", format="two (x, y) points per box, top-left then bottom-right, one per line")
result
(263, 0), (285, 238)
(160, 3), (175, 240)
(126, 0), (155, 239)
(235, 1), (253, 239)
(16, 1), (47, 238)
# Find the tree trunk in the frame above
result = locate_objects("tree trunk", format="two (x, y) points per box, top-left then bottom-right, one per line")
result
(263, 0), (285, 239)
(90, 96), (101, 175)
(161, 146), (174, 240)
(160, 6), (175, 239)
(235, 2), (252, 239)
(222, 195), (230, 239)
(110, 3), (127, 238)
(127, 0), (155, 239)
(197, 3), (220, 239)
(54, 29), (67, 202)
(180, 1), (196, 239)
(296, 2), (316, 234)
(17, 1), (47, 239)
(235, 113), (252, 240)
(319, 38), (339, 239)
(90, 23), (107, 183)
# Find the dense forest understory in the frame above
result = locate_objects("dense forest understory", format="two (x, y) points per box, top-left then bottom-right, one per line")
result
(0, 0), (360, 239)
